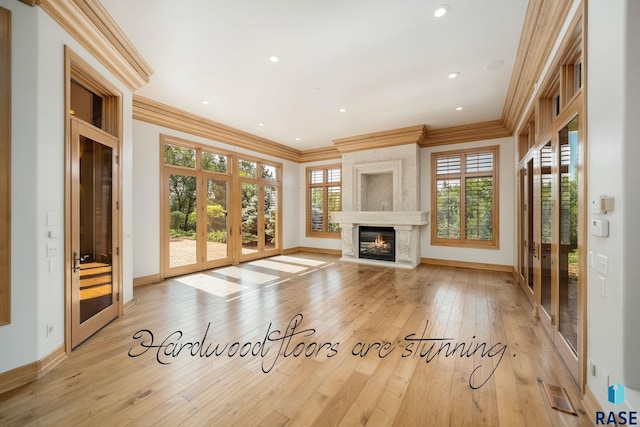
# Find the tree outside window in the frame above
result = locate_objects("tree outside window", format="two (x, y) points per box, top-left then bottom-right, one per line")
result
(431, 147), (499, 248)
(306, 165), (341, 238)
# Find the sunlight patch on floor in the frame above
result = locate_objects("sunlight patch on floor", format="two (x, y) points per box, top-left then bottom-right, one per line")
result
(214, 266), (279, 284)
(175, 273), (245, 297)
(247, 259), (308, 274)
(270, 255), (327, 267)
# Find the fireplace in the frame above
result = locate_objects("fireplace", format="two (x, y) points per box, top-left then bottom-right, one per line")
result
(359, 226), (395, 262)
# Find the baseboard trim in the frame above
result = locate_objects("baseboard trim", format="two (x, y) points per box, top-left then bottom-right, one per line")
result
(0, 345), (66, 395)
(283, 246), (342, 256)
(123, 298), (135, 314)
(0, 361), (38, 396)
(133, 273), (162, 288)
(38, 345), (66, 378)
(582, 384), (602, 418)
(420, 258), (513, 273)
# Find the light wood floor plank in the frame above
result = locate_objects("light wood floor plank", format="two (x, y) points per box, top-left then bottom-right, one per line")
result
(0, 254), (595, 426)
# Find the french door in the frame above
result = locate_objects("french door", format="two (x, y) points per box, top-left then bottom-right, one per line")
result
(70, 119), (119, 348)
(163, 169), (232, 277)
(239, 180), (280, 262)
(518, 157), (535, 300)
(517, 105), (584, 386)
(537, 114), (582, 382)
(161, 139), (281, 277)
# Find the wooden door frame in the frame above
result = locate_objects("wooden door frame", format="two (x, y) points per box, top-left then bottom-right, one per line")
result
(551, 96), (585, 386)
(159, 136), (283, 275)
(0, 6), (11, 326)
(159, 135), (237, 278)
(236, 167), (282, 263)
(517, 155), (536, 307)
(69, 119), (120, 348)
(64, 46), (123, 354)
(533, 95), (585, 388)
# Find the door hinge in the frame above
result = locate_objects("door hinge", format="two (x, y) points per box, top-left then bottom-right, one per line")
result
(116, 292), (120, 302)
(551, 314), (556, 325)
(116, 201), (120, 210)
(116, 247), (120, 256)
(116, 155), (120, 165)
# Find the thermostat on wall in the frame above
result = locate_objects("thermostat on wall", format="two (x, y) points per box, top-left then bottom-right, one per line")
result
(591, 219), (609, 237)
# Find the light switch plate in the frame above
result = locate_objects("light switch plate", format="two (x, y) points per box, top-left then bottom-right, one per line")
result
(595, 254), (608, 276)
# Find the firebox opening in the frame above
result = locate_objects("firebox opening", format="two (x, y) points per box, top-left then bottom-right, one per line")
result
(359, 226), (395, 262)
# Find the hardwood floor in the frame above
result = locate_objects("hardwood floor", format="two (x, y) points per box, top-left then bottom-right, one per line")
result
(0, 253), (594, 426)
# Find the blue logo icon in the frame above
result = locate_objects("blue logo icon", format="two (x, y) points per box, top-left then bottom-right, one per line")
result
(608, 382), (625, 406)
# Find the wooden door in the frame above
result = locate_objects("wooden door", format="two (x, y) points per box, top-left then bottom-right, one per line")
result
(70, 119), (119, 348)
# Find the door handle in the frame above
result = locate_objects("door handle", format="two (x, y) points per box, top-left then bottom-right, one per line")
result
(73, 251), (81, 273)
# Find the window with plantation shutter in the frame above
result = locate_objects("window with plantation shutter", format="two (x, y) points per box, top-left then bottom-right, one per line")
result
(306, 165), (342, 238)
(431, 146), (499, 248)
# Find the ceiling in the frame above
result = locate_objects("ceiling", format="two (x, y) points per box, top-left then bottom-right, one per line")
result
(100, 0), (528, 151)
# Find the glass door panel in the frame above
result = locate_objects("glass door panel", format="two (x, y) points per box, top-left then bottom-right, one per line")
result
(540, 142), (553, 317)
(519, 168), (526, 280)
(526, 159), (535, 292)
(558, 116), (579, 354)
(168, 173), (198, 269)
(241, 182), (259, 256)
(79, 135), (114, 323)
(264, 186), (279, 251)
(206, 178), (229, 262)
(70, 120), (118, 348)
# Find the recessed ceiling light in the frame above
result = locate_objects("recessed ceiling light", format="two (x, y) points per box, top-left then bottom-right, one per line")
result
(269, 55), (280, 63)
(258, 123), (265, 127)
(448, 72), (460, 79)
(201, 100), (210, 105)
(434, 5), (450, 18)
(339, 108), (347, 113)
(456, 106), (463, 111)
(295, 137), (301, 141)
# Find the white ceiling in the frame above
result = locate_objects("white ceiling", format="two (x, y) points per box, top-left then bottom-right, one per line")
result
(100, 0), (528, 151)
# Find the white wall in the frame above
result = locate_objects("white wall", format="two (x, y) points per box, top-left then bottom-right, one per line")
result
(1, 0), (39, 373)
(0, 0), (134, 373)
(587, 0), (640, 411)
(420, 137), (516, 266)
(131, 121), (301, 279)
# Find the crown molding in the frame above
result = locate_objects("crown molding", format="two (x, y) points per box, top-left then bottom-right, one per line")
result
(38, 0), (152, 91)
(133, 95), (302, 163)
(501, 0), (575, 132)
(421, 120), (512, 147)
(299, 146), (341, 163)
(18, 0), (39, 6)
(332, 125), (428, 153)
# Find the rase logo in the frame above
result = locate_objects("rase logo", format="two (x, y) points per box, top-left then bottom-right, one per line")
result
(609, 382), (626, 407)
(596, 382), (638, 425)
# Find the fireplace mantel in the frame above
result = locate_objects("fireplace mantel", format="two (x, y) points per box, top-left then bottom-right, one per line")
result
(330, 211), (428, 226)
(330, 210), (428, 269)
(336, 143), (426, 268)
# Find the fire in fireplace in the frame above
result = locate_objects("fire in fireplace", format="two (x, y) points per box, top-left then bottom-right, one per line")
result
(359, 226), (395, 262)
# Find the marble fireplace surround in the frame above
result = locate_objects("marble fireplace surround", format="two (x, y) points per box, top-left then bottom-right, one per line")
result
(330, 142), (428, 268)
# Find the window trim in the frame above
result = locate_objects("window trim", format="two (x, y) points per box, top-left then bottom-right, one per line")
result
(430, 146), (500, 249)
(306, 164), (342, 239)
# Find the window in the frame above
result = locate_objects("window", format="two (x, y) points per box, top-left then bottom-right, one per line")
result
(431, 146), (499, 248)
(306, 165), (341, 238)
